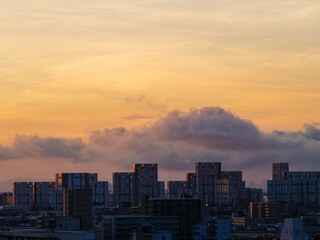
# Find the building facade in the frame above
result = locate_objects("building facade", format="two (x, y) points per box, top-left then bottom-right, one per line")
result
(134, 164), (159, 206)
(55, 173), (108, 210)
(142, 198), (202, 240)
(13, 182), (56, 210)
(63, 188), (93, 230)
(167, 181), (189, 198)
(113, 172), (135, 207)
(196, 162), (245, 205)
(13, 173), (108, 211)
(268, 163), (320, 205)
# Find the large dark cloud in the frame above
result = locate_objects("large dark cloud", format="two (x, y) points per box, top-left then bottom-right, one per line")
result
(0, 135), (90, 162)
(1, 106), (320, 187)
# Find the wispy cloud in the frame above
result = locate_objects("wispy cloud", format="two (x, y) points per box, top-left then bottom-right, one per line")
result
(125, 95), (167, 110)
(122, 114), (153, 120)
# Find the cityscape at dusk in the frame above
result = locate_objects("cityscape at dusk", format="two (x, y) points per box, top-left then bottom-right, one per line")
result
(1, 0), (320, 239)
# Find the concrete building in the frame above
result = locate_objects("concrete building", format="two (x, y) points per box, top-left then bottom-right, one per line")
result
(96, 215), (180, 240)
(112, 172), (135, 207)
(158, 181), (166, 198)
(0, 192), (13, 206)
(167, 174), (198, 199)
(193, 217), (231, 240)
(273, 163), (289, 180)
(13, 182), (56, 210)
(55, 173), (97, 210)
(280, 218), (307, 240)
(11, 174), (108, 211)
(249, 202), (284, 224)
(243, 187), (263, 202)
(55, 173), (108, 211)
(134, 164), (159, 206)
(12, 182), (33, 210)
(167, 181), (189, 198)
(63, 189), (93, 230)
(113, 164), (159, 207)
(268, 163), (320, 205)
(33, 182), (56, 210)
(0, 228), (93, 240)
(132, 223), (172, 240)
(196, 162), (245, 205)
(92, 181), (109, 209)
(55, 173), (97, 191)
(215, 218), (231, 240)
(187, 173), (196, 191)
(142, 198), (202, 240)
(196, 162), (221, 205)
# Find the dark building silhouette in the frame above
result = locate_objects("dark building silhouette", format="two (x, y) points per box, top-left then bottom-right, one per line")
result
(142, 197), (202, 240)
(63, 189), (92, 230)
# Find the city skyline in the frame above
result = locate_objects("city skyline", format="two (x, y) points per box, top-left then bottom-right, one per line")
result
(1, 1), (319, 239)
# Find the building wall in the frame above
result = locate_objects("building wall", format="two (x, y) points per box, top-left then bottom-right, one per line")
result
(63, 189), (93, 230)
(196, 162), (221, 205)
(101, 215), (180, 240)
(268, 163), (320, 205)
(0, 193), (13, 206)
(134, 164), (158, 206)
(167, 181), (189, 198)
(158, 181), (166, 198)
(113, 172), (135, 207)
(92, 181), (109, 208)
(144, 198), (202, 240)
(55, 173), (98, 210)
(13, 182), (56, 210)
(196, 162), (244, 205)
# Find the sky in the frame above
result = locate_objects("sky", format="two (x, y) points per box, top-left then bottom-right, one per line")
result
(0, 0), (320, 191)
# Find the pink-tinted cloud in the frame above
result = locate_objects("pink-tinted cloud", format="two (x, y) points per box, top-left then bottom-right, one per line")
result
(122, 114), (152, 120)
(1, 106), (320, 189)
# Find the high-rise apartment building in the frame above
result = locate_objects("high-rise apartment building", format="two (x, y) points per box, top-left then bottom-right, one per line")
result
(158, 181), (166, 198)
(142, 198), (202, 240)
(196, 162), (221, 205)
(13, 182), (33, 210)
(113, 164), (159, 207)
(55, 173), (97, 211)
(0, 192), (13, 206)
(63, 189), (93, 230)
(249, 202), (284, 224)
(55, 173), (97, 191)
(167, 174), (198, 199)
(196, 162), (245, 205)
(268, 163), (320, 205)
(133, 163), (158, 206)
(55, 173), (107, 210)
(167, 181), (189, 198)
(13, 182), (56, 210)
(186, 173), (196, 191)
(272, 163), (289, 180)
(92, 181), (109, 209)
(32, 182), (56, 210)
(13, 174), (107, 211)
(113, 172), (135, 207)
(217, 171), (244, 204)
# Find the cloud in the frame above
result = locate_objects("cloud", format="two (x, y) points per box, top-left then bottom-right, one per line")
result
(0, 135), (90, 162)
(1, 106), (320, 188)
(87, 107), (320, 174)
(122, 114), (152, 120)
(125, 95), (167, 110)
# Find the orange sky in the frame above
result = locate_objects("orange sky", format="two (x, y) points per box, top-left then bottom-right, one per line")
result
(1, 0), (320, 144)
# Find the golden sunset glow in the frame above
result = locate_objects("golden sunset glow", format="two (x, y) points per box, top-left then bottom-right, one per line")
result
(1, 0), (319, 145)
